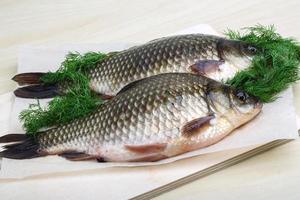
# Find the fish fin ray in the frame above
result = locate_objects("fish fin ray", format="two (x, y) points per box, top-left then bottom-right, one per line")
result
(124, 143), (167, 154)
(127, 154), (167, 162)
(0, 136), (41, 159)
(97, 93), (114, 100)
(116, 78), (148, 95)
(12, 72), (45, 85)
(0, 134), (27, 143)
(190, 60), (223, 75)
(58, 151), (95, 161)
(181, 115), (214, 137)
(14, 84), (59, 99)
(106, 51), (120, 57)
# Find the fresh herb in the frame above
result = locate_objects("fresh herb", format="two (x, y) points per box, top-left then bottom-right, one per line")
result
(225, 25), (300, 102)
(41, 52), (106, 84)
(20, 52), (107, 135)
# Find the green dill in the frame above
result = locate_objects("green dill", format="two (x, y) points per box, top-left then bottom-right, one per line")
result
(20, 52), (107, 135)
(41, 52), (107, 84)
(225, 25), (300, 102)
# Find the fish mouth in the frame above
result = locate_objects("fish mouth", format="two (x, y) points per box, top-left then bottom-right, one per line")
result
(255, 102), (263, 110)
(253, 102), (263, 116)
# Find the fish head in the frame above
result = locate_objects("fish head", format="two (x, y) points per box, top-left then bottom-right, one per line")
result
(207, 83), (262, 128)
(217, 39), (259, 71)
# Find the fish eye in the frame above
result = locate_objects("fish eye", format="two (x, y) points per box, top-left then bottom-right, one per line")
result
(235, 91), (248, 102)
(247, 45), (257, 54)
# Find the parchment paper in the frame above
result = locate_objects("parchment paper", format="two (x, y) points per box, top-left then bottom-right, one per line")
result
(1, 24), (299, 179)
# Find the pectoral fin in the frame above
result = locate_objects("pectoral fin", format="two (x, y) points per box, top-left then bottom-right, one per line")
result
(190, 60), (223, 75)
(127, 154), (168, 162)
(181, 115), (215, 137)
(125, 143), (167, 154)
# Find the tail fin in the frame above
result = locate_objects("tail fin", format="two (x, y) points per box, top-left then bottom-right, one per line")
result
(0, 134), (27, 143)
(14, 84), (59, 99)
(12, 72), (46, 85)
(0, 134), (41, 159)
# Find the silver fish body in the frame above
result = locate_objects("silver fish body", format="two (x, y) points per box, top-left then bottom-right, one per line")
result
(87, 34), (257, 96)
(0, 73), (262, 162)
(13, 34), (258, 99)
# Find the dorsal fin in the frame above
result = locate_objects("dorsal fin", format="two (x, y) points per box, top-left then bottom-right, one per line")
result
(106, 51), (120, 57)
(116, 78), (148, 95)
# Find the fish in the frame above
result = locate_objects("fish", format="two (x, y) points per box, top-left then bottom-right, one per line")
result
(1, 73), (262, 162)
(12, 34), (258, 99)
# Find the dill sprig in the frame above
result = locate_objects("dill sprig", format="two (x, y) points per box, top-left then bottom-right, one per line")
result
(20, 52), (107, 135)
(225, 25), (300, 102)
(20, 90), (101, 135)
(41, 52), (107, 84)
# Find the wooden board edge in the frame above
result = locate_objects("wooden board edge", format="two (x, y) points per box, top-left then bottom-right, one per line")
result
(131, 139), (293, 200)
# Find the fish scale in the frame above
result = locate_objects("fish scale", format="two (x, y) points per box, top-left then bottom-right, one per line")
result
(88, 34), (222, 95)
(1, 73), (261, 161)
(40, 74), (205, 149)
(29, 73), (261, 162)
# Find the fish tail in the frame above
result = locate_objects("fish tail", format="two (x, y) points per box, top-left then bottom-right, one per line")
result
(12, 72), (46, 85)
(0, 134), (42, 159)
(0, 133), (27, 143)
(14, 84), (59, 99)
(12, 72), (60, 99)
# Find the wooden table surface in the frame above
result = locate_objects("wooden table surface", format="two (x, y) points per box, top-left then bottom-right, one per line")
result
(1, 0), (300, 199)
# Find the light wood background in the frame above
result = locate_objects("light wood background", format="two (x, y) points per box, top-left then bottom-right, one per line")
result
(0, 0), (300, 199)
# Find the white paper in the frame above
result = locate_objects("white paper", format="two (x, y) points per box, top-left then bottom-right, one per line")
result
(0, 145), (260, 200)
(1, 24), (299, 179)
